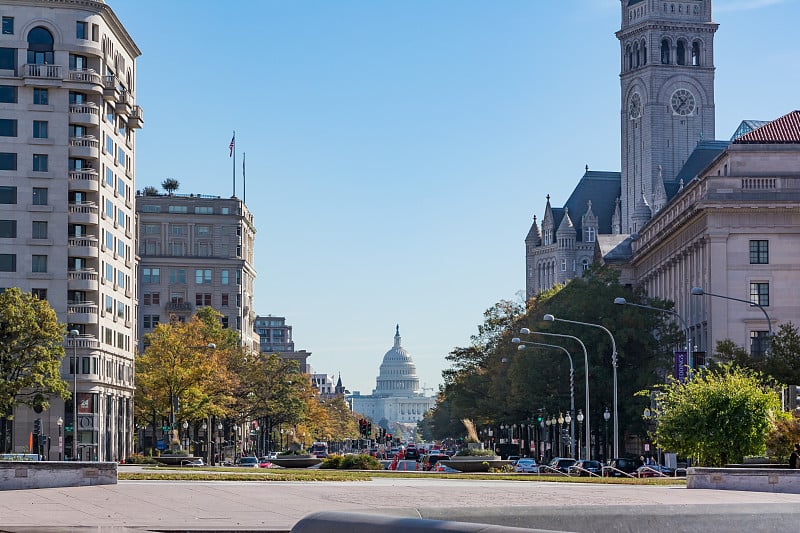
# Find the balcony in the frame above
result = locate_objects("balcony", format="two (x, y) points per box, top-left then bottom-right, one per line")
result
(129, 105), (144, 129)
(67, 269), (99, 291)
(68, 169), (99, 192)
(21, 64), (63, 87)
(115, 90), (132, 116)
(165, 302), (193, 313)
(66, 69), (103, 91)
(69, 103), (100, 126)
(64, 334), (100, 351)
(68, 136), (100, 159)
(68, 236), (99, 258)
(68, 203), (99, 225)
(102, 75), (121, 101)
(67, 302), (98, 324)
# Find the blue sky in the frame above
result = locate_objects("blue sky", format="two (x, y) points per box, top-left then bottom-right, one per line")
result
(112, 0), (800, 394)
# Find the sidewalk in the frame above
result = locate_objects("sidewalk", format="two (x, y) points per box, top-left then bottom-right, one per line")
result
(2, 477), (800, 532)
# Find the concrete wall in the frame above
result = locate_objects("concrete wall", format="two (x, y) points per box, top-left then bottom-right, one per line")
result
(687, 467), (800, 493)
(0, 461), (117, 490)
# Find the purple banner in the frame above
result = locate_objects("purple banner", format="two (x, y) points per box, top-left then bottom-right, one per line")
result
(674, 351), (688, 382)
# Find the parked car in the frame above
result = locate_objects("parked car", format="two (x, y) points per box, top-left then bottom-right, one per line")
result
(420, 453), (451, 471)
(605, 457), (640, 477)
(258, 457), (274, 468)
(507, 455), (521, 465)
(568, 460), (602, 476)
(636, 464), (675, 478)
(181, 458), (204, 467)
(513, 458), (538, 473)
(235, 456), (260, 468)
(546, 457), (577, 474)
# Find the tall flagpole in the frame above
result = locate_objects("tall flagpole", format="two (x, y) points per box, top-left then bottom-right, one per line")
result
(243, 152), (246, 204)
(231, 130), (236, 197)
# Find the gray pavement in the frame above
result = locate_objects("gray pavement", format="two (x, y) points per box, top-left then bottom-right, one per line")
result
(2, 476), (800, 532)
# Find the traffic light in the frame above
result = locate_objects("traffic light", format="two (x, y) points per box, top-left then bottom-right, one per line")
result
(33, 418), (42, 436)
(367, 422), (372, 437)
(359, 418), (366, 436)
(536, 411), (543, 424)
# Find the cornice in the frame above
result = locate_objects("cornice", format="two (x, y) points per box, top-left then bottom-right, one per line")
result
(617, 22), (719, 40)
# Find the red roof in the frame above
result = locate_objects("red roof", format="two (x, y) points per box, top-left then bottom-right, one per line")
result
(733, 110), (800, 144)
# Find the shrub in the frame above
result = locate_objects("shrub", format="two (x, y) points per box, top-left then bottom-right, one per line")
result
(454, 447), (495, 457)
(124, 453), (159, 465)
(319, 454), (344, 469)
(340, 454), (383, 470)
(160, 449), (189, 456)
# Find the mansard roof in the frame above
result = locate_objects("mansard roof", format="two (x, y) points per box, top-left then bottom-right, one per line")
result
(733, 110), (800, 144)
(670, 140), (729, 197)
(563, 170), (621, 238)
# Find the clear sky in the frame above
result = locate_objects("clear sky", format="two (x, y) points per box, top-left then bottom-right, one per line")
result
(111, 0), (800, 395)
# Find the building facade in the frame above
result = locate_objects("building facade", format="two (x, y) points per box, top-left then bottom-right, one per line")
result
(254, 314), (311, 373)
(349, 326), (435, 430)
(136, 193), (258, 352)
(0, 0), (142, 460)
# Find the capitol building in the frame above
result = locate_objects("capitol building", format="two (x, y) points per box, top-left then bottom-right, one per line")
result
(349, 326), (435, 431)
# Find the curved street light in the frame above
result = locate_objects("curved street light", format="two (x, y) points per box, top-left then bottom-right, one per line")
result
(691, 286), (773, 354)
(614, 297), (693, 370)
(511, 339), (576, 458)
(543, 314), (619, 459)
(516, 328), (591, 460)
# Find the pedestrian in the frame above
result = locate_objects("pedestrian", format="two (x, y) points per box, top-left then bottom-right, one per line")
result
(789, 443), (800, 469)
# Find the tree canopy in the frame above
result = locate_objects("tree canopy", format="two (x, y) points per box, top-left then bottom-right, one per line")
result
(0, 288), (70, 418)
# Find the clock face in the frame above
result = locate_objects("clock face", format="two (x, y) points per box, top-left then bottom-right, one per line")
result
(670, 89), (696, 116)
(629, 93), (642, 119)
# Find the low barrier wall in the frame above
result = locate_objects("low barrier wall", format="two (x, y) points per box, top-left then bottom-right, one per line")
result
(687, 467), (800, 493)
(291, 511), (551, 533)
(0, 461), (117, 490)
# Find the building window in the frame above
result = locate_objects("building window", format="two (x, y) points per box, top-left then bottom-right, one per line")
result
(585, 227), (596, 243)
(0, 152), (15, 170)
(195, 206), (213, 214)
(76, 21), (88, 40)
(32, 187), (47, 205)
(169, 241), (185, 256)
(750, 282), (769, 307)
(32, 154), (48, 172)
(31, 288), (47, 300)
(141, 205), (160, 213)
(195, 293), (212, 307)
(31, 221), (47, 239)
(143, 292), (160, 305)
(32, 120), (48, 139)
(169, 269), (186, 284)
(105, 295), (113, 314)
(221, 270), (229, 285)
(0, 119), (17, 137)
(0, 47), (14, 69)
(195, 269), (212, 284)
(582, 258), (590, 271)
(168, 205), (187, 214)
(560, 258), (567, 271)
(170, 225), (186, 236)
(31, 254), (47, 273)
(69, 54), (88, 71)
(750, 331), (769, 357)
(1, 17), (12, 35)
(143, 268), (160, 283)
(749, 240), (768, 264)
(0, 253), (15, 271)
(0, 186), (15, 204)
(105, 167), (114, 187)
(0, 219), (16, 238)
(221, 316), (229, 328)
(143, 223), (159, 234)
(0, 85), (17, 103)
(143, 315), (160, 329)
(221, 294), (229, 307)
(27, 27), (54, 65)
(33, 88), (48, 105)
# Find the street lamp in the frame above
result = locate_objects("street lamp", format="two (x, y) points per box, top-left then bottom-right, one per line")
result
(182, 421), (189, 451)
(690, 286), (774, 354)
(517, 328), (591, 460)
(543, 314), (619, 459)
(603, 407), (611, 461)
(56, 416), (63, 461)
(511, 339), (576, 459)
(68, 329), (79, 461)
(614, 297), (693, 369)
(576, 410), (584, 460)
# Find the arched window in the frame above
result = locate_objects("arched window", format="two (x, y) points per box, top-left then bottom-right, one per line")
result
(27, 27), (54, 65)
(626, 44), (632, 71)
(677, 40), (686, 65)
(641, 40), (647, 65)
(634, 42), (640, 68)
(691, 41), (701, 66)
(661, 39), (670, 64)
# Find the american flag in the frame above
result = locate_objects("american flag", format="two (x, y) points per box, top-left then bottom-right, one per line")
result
(229, 134), (235, 157)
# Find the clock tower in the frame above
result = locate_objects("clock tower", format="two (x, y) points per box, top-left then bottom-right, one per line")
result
(617, 0), (717, 233)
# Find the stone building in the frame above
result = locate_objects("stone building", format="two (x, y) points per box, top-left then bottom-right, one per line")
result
(0, 0), (142, 460)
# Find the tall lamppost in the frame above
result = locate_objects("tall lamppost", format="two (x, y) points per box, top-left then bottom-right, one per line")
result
(576, 410), (584, 460)
(614, 297), (693, 369)
(543, 314), (619, 459)
(68, 329), (79, 461)
(517, 328), (591, 460)
(182, 421), (189, 451)
(603, 407), (611, 462)
(56, 416), (63, 461)
(510, 339), (576, 459)
(691, 286), (774, 354)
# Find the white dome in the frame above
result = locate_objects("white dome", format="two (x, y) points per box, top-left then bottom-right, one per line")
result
(373, 325), (422, 398)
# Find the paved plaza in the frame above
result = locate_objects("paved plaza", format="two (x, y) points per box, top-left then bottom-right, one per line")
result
(2, 476), (800, 532)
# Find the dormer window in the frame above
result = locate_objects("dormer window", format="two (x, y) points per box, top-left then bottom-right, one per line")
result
(585, 227), (596, 243)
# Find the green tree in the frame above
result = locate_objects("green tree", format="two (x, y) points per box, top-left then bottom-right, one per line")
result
(161, 178), (180, 195)
(653, 365), (785, 466)
(0, 288), (71, 418)
(763, 322), (800, 386)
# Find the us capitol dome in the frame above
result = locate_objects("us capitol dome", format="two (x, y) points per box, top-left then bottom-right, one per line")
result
(348, 326), (436, 429)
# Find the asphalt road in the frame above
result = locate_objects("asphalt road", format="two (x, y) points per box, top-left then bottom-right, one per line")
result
(2, 476), (800, 532)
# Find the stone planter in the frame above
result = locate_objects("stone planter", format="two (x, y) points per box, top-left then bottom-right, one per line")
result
(153, 455), (199, 467)
(439, 455), (509, 473)
(270, 455), (322, 468)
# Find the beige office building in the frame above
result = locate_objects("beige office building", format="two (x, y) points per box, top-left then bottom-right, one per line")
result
(136, 193), (258, 352)
(0, 0), (142, 460)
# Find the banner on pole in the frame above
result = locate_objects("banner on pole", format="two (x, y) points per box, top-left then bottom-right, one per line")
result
(674, 351), (688, 382)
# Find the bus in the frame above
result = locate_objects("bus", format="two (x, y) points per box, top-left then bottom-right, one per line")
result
(309, 442), (328, 458)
